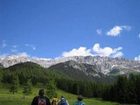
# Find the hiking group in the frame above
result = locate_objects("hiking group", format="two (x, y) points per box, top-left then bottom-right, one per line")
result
(31, 89), (85, 105)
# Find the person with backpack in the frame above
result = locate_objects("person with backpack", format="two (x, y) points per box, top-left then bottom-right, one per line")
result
(51, 95), (59, 105)
(73, 95), (85, 105)
(58, 96), (69, 105)
(31, 89), (51, 105)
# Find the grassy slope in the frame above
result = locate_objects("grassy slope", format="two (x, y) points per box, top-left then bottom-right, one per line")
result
(0, 88), (119, 105)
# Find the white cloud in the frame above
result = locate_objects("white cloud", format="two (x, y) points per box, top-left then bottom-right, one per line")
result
(134, 55), (140, 61)
(111, 47), (123, 57)
(92, 43), (123, 57)
(107, 25), (131, 37)
(112, 52), (123, 58)
(122, 26), (131, 31)
(25, 44), (36, 50)
(96, 29), (102, 35)
(62, 43), (123, 58)
(107, 26), (122, 36)
(93, 43), (113, 57)
(62, 47), (92, 57)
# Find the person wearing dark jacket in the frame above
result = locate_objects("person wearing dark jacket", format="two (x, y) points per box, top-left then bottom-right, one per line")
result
(31, 89), (51, 105)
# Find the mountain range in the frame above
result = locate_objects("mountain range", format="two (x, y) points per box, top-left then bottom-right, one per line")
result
(0, 54), (140, 77)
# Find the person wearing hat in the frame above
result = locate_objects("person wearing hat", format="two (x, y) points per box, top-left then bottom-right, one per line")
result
(31, 89), (51, 105)
(73, 95), (85, 105)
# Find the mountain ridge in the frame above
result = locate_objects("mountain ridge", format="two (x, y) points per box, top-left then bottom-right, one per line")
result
(0, 54), (140, 76)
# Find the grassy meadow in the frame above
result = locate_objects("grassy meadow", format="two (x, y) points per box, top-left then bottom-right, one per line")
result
(0, 87), (120, 105)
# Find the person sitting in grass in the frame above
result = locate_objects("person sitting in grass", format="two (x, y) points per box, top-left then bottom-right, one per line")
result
(74, 95), (85, 105)
(31, 89), (51, 105)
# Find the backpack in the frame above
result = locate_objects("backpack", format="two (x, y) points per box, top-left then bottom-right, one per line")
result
(59, 98), (67, 105)
(74, 101), (84, 105)
(38, 97), (46, 105)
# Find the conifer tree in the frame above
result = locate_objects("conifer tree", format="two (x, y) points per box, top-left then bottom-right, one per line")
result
(23, 79), (32, 95)
(9, 74), (19, 94)
(46, 79), (57, 98)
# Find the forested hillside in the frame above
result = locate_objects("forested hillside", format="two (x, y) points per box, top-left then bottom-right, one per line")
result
(0, 62), (140, 104)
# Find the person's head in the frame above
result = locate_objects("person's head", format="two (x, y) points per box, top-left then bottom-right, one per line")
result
(61, 96), (65, 100)
(77, 95), (83, 101)
(39, 89), (45, 96)
(53, 94), (58, 98)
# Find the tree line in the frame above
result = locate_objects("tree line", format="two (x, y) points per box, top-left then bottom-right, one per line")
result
(55, 74), (140, 104)
(102, 74), (140, 104)
(0, 62), (140, 104)
(0, 62), (56, 98)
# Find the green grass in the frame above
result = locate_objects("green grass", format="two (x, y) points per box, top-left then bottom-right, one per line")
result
(0, 88), (120, 105)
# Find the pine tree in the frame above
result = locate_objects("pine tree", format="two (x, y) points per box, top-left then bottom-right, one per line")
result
(115, 76), (128, 103)
(46, 79), (57, 98)
(9, 74), (19, 94)
(23, 79), (32, 95)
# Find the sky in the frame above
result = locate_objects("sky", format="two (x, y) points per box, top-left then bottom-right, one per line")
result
(0, 0), (140, 60)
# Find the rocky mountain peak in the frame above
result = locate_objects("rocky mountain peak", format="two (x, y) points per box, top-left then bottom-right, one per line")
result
(0, 54), (140, 75)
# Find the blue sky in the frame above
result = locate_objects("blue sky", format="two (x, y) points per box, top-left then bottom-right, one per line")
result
(0, 0), (140, 60)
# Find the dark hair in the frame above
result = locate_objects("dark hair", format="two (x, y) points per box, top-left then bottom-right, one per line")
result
(61, 96), (64, 98)
(39, 89), (45, 96)
(77, 95), (83, 101)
